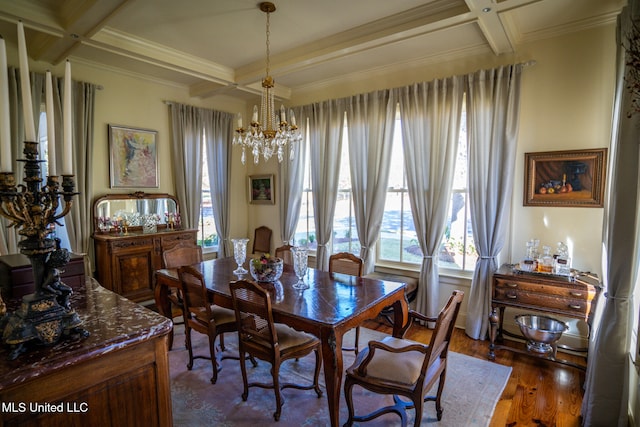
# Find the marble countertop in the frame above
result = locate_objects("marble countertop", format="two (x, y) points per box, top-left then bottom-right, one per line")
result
(0, 278), (172, 389)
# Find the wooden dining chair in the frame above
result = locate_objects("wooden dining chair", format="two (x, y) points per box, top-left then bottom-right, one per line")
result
(329, 252), (364, 354)
(343, 290), (464, 427)
(178, 265), (244, 384)
(161, 242), (203, 349)
(275, 244), (294, 265)
(229, 279), (323, 421)
(253, 226), (272, 254)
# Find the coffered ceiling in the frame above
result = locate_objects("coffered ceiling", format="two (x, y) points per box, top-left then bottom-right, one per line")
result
(0, 0), (626, 101)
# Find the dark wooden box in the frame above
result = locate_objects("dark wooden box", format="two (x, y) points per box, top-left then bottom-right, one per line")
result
(0, 253), (85, 300)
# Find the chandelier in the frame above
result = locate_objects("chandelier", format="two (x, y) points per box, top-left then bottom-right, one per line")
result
(233, 2), (301, 165)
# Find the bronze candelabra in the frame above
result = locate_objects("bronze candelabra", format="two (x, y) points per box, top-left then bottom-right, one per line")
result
(0, 141), (87, 359)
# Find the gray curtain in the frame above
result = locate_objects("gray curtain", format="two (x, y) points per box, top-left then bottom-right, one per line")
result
(581, 1), (639, 424)
(203, 108), (234, 257)
(168, 103), (204, 230)
(308, 99), (344, 270)
(396, 76), (464, 317)
(0, 69), (43, 255)
(345, 90), (396, 274)
(464, 64), (522, 340)
(63, 79), (97, 275)
(278, 105), (308, 246)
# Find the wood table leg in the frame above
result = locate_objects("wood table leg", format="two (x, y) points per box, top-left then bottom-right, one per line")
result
(320, 328), (343, 427)
(391, 296), (409, 338)
(154, 276), (174, 349)
(488, 307), (499, 360)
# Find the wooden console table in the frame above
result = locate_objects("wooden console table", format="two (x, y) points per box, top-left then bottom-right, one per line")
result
(488, 264), (602, 370)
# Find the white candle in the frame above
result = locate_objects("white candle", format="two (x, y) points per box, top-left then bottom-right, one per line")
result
(280, 104), (286, 123)
(63, 60), (72, 175)
(289, 109), (296, 127)
(237, 112), (243, 128)
(45, 70), (56, 176)
(0, 37), (11, 172)
(252, 105), (258, 123)
(17, 21), (35, 142)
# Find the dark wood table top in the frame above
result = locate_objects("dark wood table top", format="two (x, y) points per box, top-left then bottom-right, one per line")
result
(156, 256), (406, 332)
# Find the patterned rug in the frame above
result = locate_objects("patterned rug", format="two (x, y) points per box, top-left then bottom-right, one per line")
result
(169, 324), (511, 426)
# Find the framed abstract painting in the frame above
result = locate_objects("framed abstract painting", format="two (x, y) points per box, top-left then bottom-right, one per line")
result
(108, 124), (158, 188)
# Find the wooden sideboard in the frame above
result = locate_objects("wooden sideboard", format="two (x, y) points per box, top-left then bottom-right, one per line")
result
(0, 278), (173, 427)
(488, 264), (602, 369)
(0, 253), (85, 300)
(92, 229), (197, 302)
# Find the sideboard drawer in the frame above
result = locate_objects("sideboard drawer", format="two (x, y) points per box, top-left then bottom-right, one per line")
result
(493, 278), (597, 301)
(493, 288), (591, 317)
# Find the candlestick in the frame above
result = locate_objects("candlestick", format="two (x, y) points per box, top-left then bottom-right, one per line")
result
(63, 60), (72, 175)
(0, 36), (11, 172)
(17, 21), (36, 142)
(45, 71), (56, 176)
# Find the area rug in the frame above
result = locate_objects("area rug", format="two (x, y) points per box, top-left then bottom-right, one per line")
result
(169, 325), (511, 426)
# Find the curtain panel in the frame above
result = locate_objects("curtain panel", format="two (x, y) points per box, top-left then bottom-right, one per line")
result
(308, 99), (345, 270)
(345, 89), (396, 274)
(464, 64), (523, 340)
(581, 0), (640, 424)
(278, 105), (308, 246)
(396, 76), (464, 318)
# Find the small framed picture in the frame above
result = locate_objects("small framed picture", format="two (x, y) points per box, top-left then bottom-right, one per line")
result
(108, 124), (158, 188)
(248, 174), (275, 205)
(524, 148), (607, 207)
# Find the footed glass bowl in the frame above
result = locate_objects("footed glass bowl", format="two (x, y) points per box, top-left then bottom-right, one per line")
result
(250, 257), (283, 283)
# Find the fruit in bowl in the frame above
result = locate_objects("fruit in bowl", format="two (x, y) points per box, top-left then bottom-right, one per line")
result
(250, 254), (283, 283)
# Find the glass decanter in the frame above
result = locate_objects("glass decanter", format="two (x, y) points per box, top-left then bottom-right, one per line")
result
(231, 238), (249, 275)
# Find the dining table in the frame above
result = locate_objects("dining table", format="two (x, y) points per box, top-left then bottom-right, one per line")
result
(154, 256), (409, 427)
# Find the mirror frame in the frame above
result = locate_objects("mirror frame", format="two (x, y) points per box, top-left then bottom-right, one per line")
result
(92, 191), (180, 233)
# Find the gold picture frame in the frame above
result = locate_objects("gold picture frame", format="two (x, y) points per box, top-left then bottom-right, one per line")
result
(524, 148), (607, 207)
(248, 174), (275, 205)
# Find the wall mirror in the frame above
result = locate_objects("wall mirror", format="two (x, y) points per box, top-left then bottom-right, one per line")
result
(92, 192), (179, 233)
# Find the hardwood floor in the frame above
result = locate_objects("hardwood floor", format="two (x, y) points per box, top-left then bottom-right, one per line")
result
(362, 318), (586, 427)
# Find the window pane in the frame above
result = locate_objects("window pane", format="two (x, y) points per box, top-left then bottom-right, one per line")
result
(199, 146), (217, 248)
(333, 120), (359, 254)
(295, 127), (318, 249)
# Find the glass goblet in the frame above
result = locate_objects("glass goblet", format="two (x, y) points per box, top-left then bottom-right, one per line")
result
(291, 246), (309, 290)
(231, 238), (249, 275)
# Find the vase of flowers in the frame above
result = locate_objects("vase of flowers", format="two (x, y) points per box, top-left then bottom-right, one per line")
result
(250, 253), (283, 283)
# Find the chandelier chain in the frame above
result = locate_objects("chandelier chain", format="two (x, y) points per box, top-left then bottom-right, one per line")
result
(265, 10), (271, 77)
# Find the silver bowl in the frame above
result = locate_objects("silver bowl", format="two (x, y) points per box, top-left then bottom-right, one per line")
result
(515, 314), (568, 354)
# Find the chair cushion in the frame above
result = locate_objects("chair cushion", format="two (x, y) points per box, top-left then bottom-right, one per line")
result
(192, 305), (236, 326)
(274, 323), (318, 350)
(364, 336), (427, 385)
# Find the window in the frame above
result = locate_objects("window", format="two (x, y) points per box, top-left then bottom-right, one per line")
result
(198, 147), (218, 249)
(378, 105), (476, 272)
(439, 109), (477, 272)
(378, 110), (421, 264)
(294, 124), (316, 249)
(39, 110), (71, 250)
(332, 119), (359, 254)
(297, 105), (476, 273)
